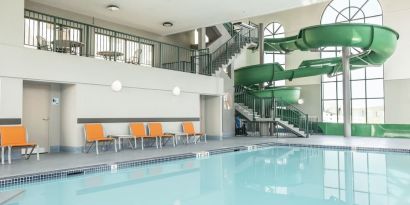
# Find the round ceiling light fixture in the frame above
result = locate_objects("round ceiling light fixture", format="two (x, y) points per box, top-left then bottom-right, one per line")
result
(162, 22), (173, 27)
(106, 5), (120, 11)
(297, 99), (305, 105)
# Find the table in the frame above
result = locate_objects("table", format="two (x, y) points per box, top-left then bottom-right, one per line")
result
(169, 132), (191, 145)
(51, 40), (84, 55)
(108, 135), (135, 151)
(97, 51), (124, 61)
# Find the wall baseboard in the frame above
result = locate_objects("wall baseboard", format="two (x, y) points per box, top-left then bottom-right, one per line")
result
(60, 146), (83, 153)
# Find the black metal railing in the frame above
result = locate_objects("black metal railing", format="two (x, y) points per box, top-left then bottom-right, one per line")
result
(24, 9), (195, 72)
(235, 86), (317, 137)
(195, 24), (259, 75)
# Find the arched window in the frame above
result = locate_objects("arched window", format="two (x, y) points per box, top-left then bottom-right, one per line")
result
(264, 22), (285, 87)
(320, 0), (384, 124)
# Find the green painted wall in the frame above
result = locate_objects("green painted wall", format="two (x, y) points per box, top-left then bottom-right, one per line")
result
(318, 123), (410, 138)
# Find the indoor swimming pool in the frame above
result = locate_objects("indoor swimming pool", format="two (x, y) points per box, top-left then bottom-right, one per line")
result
(1, 146), (410, 205)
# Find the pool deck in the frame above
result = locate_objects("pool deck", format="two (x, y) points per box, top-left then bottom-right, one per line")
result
(1, 135), (410, 179)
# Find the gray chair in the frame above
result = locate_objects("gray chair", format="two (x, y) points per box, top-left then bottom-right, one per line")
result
(129, 49), (142, 65)
(36, 36), (51, 51)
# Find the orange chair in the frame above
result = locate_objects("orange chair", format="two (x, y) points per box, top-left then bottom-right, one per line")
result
(84, 124), (117, 155)
(182, 122), (207, 144)
(129, 123), (158, 149)
(148, 123), (175, 148)
(0, 126), (40, 165)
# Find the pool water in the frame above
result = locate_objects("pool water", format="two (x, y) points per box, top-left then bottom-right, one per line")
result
(2, 146), (410, 205)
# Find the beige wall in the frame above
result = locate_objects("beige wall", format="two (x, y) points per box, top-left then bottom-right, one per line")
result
(246, 0), (410, 124)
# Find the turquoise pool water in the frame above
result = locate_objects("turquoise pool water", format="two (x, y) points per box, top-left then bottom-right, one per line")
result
(2, 146), (410, 205)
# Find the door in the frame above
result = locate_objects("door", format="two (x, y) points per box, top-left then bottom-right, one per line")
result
(23, 83), (50, 153)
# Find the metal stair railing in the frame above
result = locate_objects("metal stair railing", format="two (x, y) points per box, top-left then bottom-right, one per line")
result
(195, 23), (259, 76)
(235, 86), (316, 137)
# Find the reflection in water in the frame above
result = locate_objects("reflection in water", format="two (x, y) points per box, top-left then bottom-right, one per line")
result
(3, 147), (410, 205)
(229, 147), (410, 205)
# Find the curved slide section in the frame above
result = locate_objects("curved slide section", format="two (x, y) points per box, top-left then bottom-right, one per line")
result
(235, 24), (399, 103)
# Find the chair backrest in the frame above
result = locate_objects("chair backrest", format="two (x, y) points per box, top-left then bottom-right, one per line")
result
(0, 126), (27, 146)
(148, 123), (164, 137)
(130, 123), (147, 136)
(84, 124), (105, 141)
(182, 122), (195, 135)
(36, 36), (48, 50)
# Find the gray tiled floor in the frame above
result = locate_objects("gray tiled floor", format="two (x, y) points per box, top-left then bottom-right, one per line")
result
(1, 135), (410, 179)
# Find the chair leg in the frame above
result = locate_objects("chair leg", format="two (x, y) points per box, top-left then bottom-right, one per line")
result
(113, 139), (118, 152)
(141, 138), (144, 150)
(26, 145), (36, 160)
(155, 137), (158, 149)
(1, 147), (4, 165)
(173, 136), (176, 147)
(204, 134), (207, 143)
(134, 138), (137, 149)
(86, 142), (95, 153)
(96, 141), (99, 155)
(8, 146), (12, 164)
(36, 145), (40, 160)
(159, 137), (162, 149)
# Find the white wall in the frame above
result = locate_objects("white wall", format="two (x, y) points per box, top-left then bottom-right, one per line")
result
(0, 78), (23, 119)
(0, 0), (24, 47)
(0, 45), (223, 95)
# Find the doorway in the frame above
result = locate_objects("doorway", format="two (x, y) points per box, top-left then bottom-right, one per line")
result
(23, 82), (50, 153)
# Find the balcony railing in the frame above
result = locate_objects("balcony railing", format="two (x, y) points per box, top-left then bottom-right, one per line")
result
(23, 9), (258, 76)
(24, 9), (196, 73)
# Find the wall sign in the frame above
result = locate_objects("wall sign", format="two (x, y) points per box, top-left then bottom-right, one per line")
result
(52, 97), (60, 105)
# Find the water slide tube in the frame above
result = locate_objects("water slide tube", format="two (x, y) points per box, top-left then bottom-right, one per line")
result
(234, 23), (399, 103)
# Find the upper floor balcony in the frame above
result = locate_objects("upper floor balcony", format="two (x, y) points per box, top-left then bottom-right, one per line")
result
(22, 10), (259, 77)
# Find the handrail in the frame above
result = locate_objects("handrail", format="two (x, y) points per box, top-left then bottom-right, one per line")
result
(235, 85), (313, 137)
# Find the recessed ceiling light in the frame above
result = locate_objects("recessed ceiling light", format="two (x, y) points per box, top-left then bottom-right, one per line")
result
(162, 22), (173, 27)
(107, 5), (120, 11)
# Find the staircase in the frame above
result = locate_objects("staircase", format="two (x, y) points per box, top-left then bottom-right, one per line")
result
(235, 86), (313, 138)
(193, 23), (259, 76)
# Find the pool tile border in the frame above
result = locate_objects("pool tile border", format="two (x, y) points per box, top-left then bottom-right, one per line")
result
(1, 141), (410, 189)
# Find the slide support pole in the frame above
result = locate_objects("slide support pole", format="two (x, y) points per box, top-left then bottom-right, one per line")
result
(342, 47), (352, 138)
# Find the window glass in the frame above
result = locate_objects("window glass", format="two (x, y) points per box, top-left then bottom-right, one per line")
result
(352, 80), (366, 98)
(323, 82), (337, 99)
(264, 22), (285, 87)
(323, 100), (338, 122)
(366, 79), (384, 98)
(352, 99), (366, 123)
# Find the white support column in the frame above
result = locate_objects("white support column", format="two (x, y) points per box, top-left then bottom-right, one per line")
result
(342, 47), (352, 137)
(198, 28), (206, 50)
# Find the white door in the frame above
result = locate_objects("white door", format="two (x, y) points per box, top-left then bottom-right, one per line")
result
(23, 83), (50, 153)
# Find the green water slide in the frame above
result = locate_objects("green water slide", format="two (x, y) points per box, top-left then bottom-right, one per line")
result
(235, 23), (399, 103)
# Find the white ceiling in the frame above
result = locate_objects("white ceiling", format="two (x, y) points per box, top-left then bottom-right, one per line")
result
(28, 0), (328, 35)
